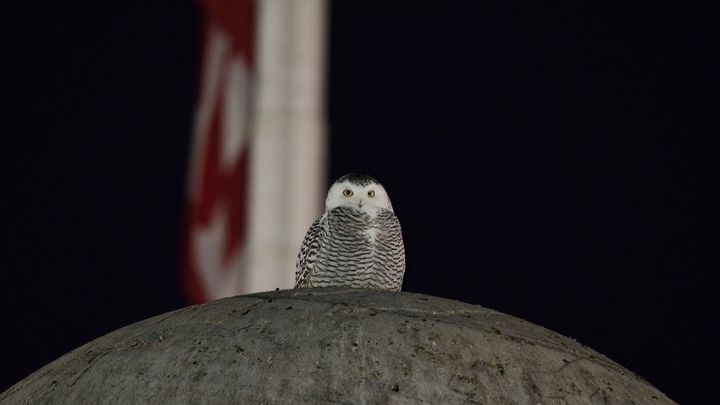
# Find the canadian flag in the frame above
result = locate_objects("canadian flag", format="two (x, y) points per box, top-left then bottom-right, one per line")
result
(182, 0), (256, 304)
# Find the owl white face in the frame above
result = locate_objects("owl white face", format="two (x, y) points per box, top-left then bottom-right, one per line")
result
(325, 178), (394, 214)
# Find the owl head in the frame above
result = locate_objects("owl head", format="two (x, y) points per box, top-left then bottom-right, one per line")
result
(325, 174), (394, 213)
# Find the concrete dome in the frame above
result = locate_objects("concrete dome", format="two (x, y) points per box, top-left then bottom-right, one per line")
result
(1, 288), (674, 404)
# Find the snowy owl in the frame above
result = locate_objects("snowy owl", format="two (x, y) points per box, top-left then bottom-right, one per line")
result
(295, 174), (405, 290)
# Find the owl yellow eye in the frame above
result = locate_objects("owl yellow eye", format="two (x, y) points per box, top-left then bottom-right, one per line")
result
(342, 189), (353, 197)
(367, 190), (375, 197)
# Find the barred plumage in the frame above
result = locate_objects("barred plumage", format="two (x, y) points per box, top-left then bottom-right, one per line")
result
(296, 174), (405, 290)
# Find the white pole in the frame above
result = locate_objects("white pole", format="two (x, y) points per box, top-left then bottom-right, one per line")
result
(246, 0), (328, 293)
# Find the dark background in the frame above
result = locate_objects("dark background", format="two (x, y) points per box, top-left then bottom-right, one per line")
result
(2, 0), (715, 403)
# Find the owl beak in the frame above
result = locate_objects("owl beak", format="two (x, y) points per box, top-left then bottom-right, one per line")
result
(358, 201), (364, 208)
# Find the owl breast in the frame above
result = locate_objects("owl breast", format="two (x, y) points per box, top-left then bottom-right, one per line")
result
(313, 206), (405, 290)
(364, 226), (380, 243)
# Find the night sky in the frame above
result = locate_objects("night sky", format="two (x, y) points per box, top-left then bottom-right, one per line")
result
(2, 1), (715, 403)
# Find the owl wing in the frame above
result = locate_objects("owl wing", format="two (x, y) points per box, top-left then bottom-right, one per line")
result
(379, 210), (406, 290)
(295, 215), (325, 288)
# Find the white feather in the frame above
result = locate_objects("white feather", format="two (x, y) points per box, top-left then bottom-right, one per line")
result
(324, 180), (394, 218)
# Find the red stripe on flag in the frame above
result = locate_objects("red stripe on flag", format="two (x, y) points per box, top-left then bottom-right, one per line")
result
(182, 0), (255, 304)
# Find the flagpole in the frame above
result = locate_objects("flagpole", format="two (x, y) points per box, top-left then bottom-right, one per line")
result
(246, 0), (328, 292)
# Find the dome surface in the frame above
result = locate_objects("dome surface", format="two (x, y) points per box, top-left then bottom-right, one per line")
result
(0, 288), (675, 404)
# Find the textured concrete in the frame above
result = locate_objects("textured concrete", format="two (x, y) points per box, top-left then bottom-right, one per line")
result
(1, 288), (675, 404)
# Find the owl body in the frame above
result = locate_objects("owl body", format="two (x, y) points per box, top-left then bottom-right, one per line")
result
(296, 174), (405, 290)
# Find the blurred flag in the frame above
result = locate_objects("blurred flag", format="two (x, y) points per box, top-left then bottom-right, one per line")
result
(182, 0), (256, 304)
(183, 0), (327, 303)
